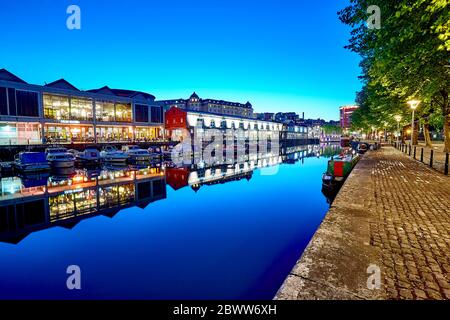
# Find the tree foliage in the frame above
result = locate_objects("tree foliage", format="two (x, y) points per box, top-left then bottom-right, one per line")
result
(339, 0), (450, 151)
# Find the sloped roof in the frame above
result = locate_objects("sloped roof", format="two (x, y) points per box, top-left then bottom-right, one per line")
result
(45, 78), (80, 91)
(86, 86), (116, 96)
(0, 68), (27, 84)
(87, 87), (156, 100)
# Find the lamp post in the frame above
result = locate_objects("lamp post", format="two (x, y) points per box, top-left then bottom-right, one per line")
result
(394, 115), (402, 144)
(407, 100), (420, 146)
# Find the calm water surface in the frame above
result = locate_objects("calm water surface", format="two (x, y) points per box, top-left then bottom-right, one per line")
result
(0, 144), (339, 299)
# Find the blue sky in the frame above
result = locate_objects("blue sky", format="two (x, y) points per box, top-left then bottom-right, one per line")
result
(0, 0), (360, 120)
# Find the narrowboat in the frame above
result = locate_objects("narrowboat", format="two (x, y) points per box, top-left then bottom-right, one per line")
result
(322, 152), (359, 190)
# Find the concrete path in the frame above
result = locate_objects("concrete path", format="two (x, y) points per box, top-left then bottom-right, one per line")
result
(276, 146), (450, 300)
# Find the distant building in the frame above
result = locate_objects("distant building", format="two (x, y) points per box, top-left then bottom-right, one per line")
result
(275, 112), (303, 123)
(255, 112), (275, 121)
(158, 92), (253, 118)
(340, 105), (359, 129)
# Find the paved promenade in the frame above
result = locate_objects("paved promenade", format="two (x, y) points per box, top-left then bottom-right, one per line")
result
(276, 146), (450, 300)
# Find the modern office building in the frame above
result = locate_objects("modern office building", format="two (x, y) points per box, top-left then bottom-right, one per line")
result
(159, 92), (254, 118)
(0, 69), (164, 146)
(340, 105), (359, 130)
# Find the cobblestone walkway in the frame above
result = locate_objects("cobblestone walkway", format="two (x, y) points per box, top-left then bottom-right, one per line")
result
(276, 146), (449, 300)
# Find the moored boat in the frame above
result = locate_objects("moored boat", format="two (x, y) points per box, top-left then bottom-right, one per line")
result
(13, 152), (50, 173)
(148, 146), (163, 160)
(100, 145), (129, 164)
(322, 151), (359, 190)
(122, 145), (151, 162)
(77, 147), (101, 165)
(46, 147), (76, 169)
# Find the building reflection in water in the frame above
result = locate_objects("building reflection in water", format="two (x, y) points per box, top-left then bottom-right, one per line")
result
(0, 143), (340, 244)
(0, 166), (166, 244)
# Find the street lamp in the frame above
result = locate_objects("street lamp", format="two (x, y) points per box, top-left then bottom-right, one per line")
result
(394, 115), (402, 143)
(407, 100), (420, 146)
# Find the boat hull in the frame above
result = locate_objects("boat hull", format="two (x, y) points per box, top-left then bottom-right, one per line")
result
(14, 163), (51, 173)
(50, 160), (75, 169)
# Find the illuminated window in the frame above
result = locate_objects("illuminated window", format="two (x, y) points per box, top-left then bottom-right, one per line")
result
(70, 97), (93, 121)
(43, 94), (70, 120)
(115, 103), (132, 122)
(96, 101), (115, 122)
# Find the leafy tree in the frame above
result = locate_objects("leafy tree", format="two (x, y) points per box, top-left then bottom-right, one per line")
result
(339, 0), (450, 151)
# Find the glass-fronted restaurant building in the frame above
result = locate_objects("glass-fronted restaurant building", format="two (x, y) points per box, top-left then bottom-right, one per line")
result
(0, 69), (164, 145)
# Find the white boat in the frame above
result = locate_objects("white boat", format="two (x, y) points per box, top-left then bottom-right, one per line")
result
(77, 147), (101, 165)
(100, 146), (129, 164)
(14, 152), (50, 172)
(148, 146), (163, 159)
(46, 147), (76, 169)
(122, 145), (151, 162)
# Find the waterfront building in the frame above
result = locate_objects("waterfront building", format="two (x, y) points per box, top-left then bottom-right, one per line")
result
(159, 92), (254, 118)
(0, 69), (164, 146)
(340, 105), (359, 130)
(164, 106), (283, 142)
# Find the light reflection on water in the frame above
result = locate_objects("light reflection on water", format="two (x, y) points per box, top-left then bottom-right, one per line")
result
(0, 143), (340, 299)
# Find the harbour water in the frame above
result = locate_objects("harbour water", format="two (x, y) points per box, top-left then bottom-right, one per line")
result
(0, 143), (340, 299)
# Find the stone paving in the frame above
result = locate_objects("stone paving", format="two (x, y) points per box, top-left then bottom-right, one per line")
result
(276, 146), (450, 300)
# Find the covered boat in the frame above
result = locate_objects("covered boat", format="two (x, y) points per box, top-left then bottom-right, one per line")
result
(77, 147), (101, 165)
(14, 152), (50, 172)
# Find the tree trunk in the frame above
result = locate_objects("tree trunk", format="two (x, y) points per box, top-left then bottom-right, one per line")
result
(423, 123), (432, 148)
(444, 112), (450, 153)
(442, 90), (450, 153)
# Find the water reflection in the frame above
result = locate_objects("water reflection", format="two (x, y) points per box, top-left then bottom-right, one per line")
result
(0, 143), (340, 245)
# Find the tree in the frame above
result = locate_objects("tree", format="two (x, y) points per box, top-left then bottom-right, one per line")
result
(339, 0), (450, 151)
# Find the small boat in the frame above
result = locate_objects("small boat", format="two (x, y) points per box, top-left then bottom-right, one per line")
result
(357, 143), (369, 154)
(77, 147), (101, 165)
(122, 145), (151, 162)
(46, 147), (76, 169)
(100, 146), (129, 164)
(13, 152), (50, 172)
(148, 146), (163, 159)
(322, 151), (359, 190)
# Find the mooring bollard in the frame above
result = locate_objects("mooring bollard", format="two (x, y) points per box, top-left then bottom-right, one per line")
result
(430, 149), (434, 167)
(445, 153), (449, 175)
(420, 148), (424, 162)
(409, 145), (412, 156)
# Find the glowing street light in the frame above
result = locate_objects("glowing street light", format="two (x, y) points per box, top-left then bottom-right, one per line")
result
(407, 100), (420, 146)
(394, 115), (402, 143)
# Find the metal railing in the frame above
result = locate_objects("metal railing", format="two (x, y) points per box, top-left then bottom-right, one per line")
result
(393, 141), (449, 175)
